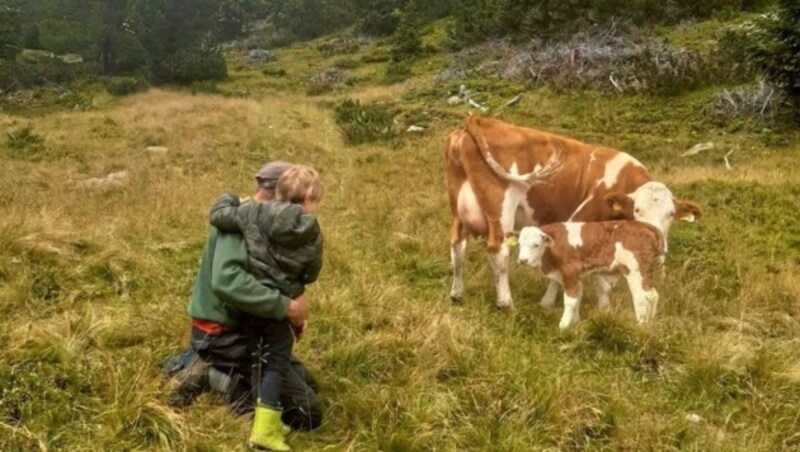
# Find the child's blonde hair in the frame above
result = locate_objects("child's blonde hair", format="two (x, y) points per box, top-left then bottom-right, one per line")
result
(276, 165), (323, 204)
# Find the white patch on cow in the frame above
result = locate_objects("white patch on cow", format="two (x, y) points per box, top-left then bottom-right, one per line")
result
(568, 195), (594, 220)
(613, 242), (657, 323)
(489, 242), (513, 309)
(565, 222), (584, 248)
(449, 239), (467, 301)
(456, 181), (486, 235)
(501, 183), (531, 233)
(602, 153), (644, 188)
(559, 283), (583, 329)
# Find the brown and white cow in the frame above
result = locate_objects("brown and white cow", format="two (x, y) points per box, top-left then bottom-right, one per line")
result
(445, 115), (700, 309)
(517, 221), (665, 329)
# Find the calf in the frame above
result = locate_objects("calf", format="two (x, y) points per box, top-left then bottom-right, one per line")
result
(516, 221), (665, 329)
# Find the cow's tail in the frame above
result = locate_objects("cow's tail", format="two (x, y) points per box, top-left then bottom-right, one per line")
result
(463, 115), (562, 186)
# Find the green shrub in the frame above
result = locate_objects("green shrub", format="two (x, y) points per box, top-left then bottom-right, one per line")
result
(105, 77), (148, 97)
(147, 47), (227, 85)
(383, 62), (412, 84)
(317, 38), (361, 57)
(6, 126), (45, 158)
(389, 0), (423, 62)
(750, 1), (800, 121)
(262, 67), (288, 77)
(333, 99), (397, 145)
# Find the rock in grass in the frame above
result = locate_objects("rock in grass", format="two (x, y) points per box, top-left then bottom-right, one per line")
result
(78, 171), (129, 189)
(145, 146), (168, 154)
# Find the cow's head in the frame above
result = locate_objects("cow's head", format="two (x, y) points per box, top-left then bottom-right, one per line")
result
(605, 181), (701, 237)
(517, 226), (554, 267)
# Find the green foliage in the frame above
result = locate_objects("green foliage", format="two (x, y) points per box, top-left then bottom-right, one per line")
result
(262, 66), (288, 77)
(317, 37), (361, 57)
(384, 61), (412, 84)
(0, 3), (20, 60)
(333, 98), (397, 144)
(105, 76), (149, 96)
(750, 1), (800, 121)
(0, 57), (76, 90)
(23, 25), (42, 50)
(448, 0), (774, 46)
(390, 0), (423, 62)
(356, 0), (401, 36)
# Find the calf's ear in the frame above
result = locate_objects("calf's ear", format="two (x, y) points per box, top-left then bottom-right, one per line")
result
(676, 200), (702, 222)
(541, 233), (554, 248)
(604, 192), (634, 219)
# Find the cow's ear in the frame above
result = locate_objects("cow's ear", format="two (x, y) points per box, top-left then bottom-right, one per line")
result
(541, 233), (554, 248)
(676, 200), (701, 222)
(604, 192), (634, 219)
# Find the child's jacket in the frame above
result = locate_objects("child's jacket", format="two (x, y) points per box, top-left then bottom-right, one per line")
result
(209, 193), (323, 299)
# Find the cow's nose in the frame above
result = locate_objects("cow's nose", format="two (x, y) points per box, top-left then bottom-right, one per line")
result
(518, 258), (528, 265)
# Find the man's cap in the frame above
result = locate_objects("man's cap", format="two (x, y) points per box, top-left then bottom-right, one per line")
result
(255, 161), (292, 189)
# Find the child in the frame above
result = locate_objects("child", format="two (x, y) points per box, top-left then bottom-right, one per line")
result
(209, 165), (323, 451)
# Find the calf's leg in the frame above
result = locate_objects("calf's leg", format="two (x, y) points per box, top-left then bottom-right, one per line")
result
(559, 279), (583, 330)
(624, 270), (658, 323)
(593, 275), (619, 310)
(540, 281), (560, 308)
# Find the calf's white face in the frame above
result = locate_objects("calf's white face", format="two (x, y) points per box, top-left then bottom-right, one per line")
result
(517, 226), (553, 267)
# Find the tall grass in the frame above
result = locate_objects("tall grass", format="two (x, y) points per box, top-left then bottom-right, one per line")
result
(1, 43), (800, 451)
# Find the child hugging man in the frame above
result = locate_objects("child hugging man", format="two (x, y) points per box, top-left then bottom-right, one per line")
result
(209, 165), (323, 451)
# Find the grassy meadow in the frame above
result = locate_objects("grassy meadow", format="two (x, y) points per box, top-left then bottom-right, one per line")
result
(2, 18), (800, 452)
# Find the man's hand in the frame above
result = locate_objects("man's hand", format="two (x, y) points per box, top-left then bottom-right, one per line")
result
(292, 320), (307, 341)
(286, 295), (308, 329)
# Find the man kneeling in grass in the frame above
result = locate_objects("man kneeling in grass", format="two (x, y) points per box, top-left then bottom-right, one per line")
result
(166, 162), (323, 435)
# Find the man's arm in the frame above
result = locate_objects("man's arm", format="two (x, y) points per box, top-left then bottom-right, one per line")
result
(210, 231), (290, 320)
(209, 193), (252, 233)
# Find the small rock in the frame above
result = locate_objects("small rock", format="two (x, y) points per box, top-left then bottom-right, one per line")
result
(58, 53), (84, 64)
(682, 142), (714, 157)
(447, 95), (462, 105)
(247, 49), (276, 64)
(145, 146), (168, 154)
(79, 170), (129, 189)
(406, 125), (425, 133)
(685, 413), (703, 423)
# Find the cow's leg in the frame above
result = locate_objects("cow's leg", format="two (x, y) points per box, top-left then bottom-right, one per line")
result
(486, 220), (512, 310)
(593, 275), (619, 310)
(624, 270), (657, 323)
(487, 244), (512, 310)
(449, 219), (468, 302)
(559, 279), (583, 330)
(540, 280), (560, 308)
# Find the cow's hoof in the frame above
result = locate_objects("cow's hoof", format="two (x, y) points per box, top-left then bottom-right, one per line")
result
(496, 302), (514, 312)
(450, 294), (463, 304)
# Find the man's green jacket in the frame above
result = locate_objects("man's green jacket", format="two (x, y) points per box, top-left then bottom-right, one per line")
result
(187, 228), (291, 328)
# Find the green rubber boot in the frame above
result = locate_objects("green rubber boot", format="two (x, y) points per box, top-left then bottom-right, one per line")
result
(249, 405), (291, 451)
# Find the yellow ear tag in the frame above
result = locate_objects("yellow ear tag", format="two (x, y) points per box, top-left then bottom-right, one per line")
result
(505, 235), (518, 247)
(612, 201), (622, 212)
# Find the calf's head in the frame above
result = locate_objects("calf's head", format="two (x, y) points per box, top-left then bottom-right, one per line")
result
(517, 227), (554, 267)
(605, 181), (701, 237)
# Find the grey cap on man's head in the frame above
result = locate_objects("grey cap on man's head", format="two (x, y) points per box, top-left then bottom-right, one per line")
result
(255, 161), (292, 189)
